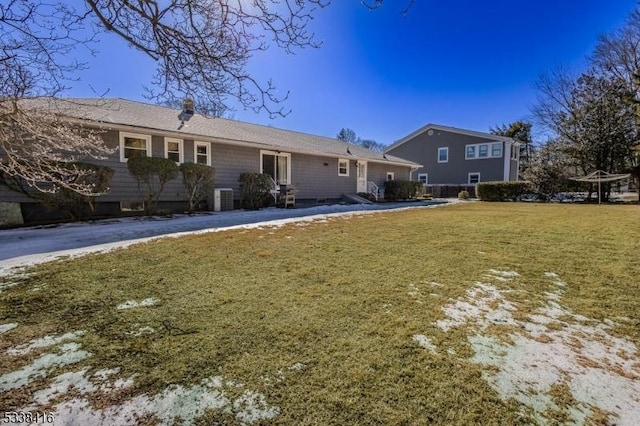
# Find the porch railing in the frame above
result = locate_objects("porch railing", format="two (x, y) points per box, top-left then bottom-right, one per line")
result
(367, 181), (379, 201)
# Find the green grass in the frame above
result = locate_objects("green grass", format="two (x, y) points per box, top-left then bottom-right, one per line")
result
(1, 202), (638, 424)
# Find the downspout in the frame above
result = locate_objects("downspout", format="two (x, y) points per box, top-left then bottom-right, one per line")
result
(409, 165), (421, 180)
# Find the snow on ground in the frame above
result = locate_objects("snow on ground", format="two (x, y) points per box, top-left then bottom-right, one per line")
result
(433, 269), (640, 425)
(412, 334), (437, 354)
(2, 328), (282, 425)
(116, 298), (159, 310)
(0, 323), (18, 334)
(0, 200), (456, 277)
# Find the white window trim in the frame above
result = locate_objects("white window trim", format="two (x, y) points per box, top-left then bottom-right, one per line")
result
(119, 132), (152, 163)
(418, 173), (428, 184)
(260, 149), (292, 185)
(386, 172), (395, 181)
(466, 142), (503, 160)
(468, 172), (481, 184)
(164, 137), (184, 164)
(437, 147), (449, 163)
(491, 142), (503, 158)
(338, 158), (349, 177)
(194, 141), (211, 166)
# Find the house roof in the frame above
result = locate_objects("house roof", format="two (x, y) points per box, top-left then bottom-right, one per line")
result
(384, 123), (519, 153)
(19, 98), (419, 168)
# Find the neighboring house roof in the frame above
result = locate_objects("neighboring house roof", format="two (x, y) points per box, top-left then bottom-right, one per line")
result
(384, 123), (519, 153)
(19, 98), (419, 168)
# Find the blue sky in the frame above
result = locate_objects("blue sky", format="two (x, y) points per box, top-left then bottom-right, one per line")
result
(66, 0), (637, 145)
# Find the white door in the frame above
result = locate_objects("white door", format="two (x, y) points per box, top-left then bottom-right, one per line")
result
(357, 161), (367, 193)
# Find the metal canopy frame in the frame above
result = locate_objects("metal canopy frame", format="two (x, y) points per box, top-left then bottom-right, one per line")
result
(569, 170), (631, 204)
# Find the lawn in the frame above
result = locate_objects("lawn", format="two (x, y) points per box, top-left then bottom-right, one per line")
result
(0, 202), (639, 425)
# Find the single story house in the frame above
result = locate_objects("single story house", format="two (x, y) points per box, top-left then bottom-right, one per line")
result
(1, 98), (419, 220)
(384, 123), (519, 186)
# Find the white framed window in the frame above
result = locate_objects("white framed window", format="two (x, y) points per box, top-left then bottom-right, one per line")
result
(511, 145), (518, 160)
(466, 145), (476, 159)
(466, 142), (503, 160)
(418, 173), (428, 184)
(261, 150), (291, 184)
(491, 142), (502, 157)
(438, 147), (448, 163)
(119, 132), (152, 162)
(338, 158), (349, 176)
(386, 172), (395, 181)
(194, 141), (211, 166)
(164, 138), (184, 163)
(468, 172), (481, 184)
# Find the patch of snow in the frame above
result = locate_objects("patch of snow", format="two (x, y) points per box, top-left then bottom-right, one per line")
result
(289, 363), (306, 371)
(413, 334), (437, 354)
(435, 281), (518, 332)
(0, 323), (18, 334)
(429, 281), (443, 287)
(126, 326), (155, 336)
(233, 391), (281, 425)
(436, 270), (640, 425)
(0, 342), (91, 391)
(116, 298), (158, 310)
(33, 369), (96, 405)
(7, 330), (86, 356)
(38, 375), (278, 426)
(487, 269), (520, 280)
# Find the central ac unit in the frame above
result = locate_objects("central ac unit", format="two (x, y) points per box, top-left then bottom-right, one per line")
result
(214, 188), (234, 212)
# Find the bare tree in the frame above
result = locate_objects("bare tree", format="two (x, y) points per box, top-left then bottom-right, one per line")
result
(0, 0), (335, 196)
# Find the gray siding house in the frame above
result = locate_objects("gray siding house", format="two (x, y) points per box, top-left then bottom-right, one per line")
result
(384, 124), (519, 185)
(1, 98), (418, 216)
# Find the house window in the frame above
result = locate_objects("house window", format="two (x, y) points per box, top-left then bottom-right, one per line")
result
(119, 132), (151, 162)
(511, 146), (518, 160)
(438, 147), (448, 163)
(386, 172), (395, 181)
(466, 145), (476, 159)
(261, 150), (291, 184)
(491, 142), (502, 158)
(338, 159), (349, 176)
(194, 141), (211, 166)
(165, 138), (183, 163)
(466, 142), (503, 160)
(468, 172), (481, 184)
(418, 173), (428, 184)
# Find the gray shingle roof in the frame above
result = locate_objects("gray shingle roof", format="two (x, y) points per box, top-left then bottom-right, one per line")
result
(21, 98), (419, 167)
(385, 123), (517, 153)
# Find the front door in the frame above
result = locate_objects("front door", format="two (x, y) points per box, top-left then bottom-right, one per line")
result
(357, 160), (367, 193)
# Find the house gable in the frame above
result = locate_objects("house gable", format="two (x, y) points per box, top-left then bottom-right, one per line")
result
(385, 124), (517, 185)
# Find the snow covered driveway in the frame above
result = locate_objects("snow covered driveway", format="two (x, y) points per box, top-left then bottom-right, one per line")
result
(0, 201), (453, 274)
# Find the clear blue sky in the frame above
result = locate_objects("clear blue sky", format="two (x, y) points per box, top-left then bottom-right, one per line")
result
(66, 0), (637, 145)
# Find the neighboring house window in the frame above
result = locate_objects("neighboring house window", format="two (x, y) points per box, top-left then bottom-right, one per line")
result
(511, 146), (518, 160)
(165, 138), (183, 163)
(119, 132), (152, 162)
(468, 172), (481, 184)
(387, 172), (395, 181)
(261, 150), (291, 184)
(465, 142), (503, 160)
(438, 147), (448, 163)
(338, 159), (349, 176)
(491, 142), (502, 158)
(418, 173), (428, 184)
(466, 145), (476, 159)
(194, 141), (211, 166)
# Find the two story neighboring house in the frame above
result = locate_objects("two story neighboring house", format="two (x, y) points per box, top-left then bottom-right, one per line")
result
(384, 124), (519, 186)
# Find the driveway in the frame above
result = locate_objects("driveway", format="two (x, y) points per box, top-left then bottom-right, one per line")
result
(0, 200), (454, 273)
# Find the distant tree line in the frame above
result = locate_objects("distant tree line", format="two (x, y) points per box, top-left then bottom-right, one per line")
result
(336, 128), (387, 152)
(493, 7), (640, 202)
